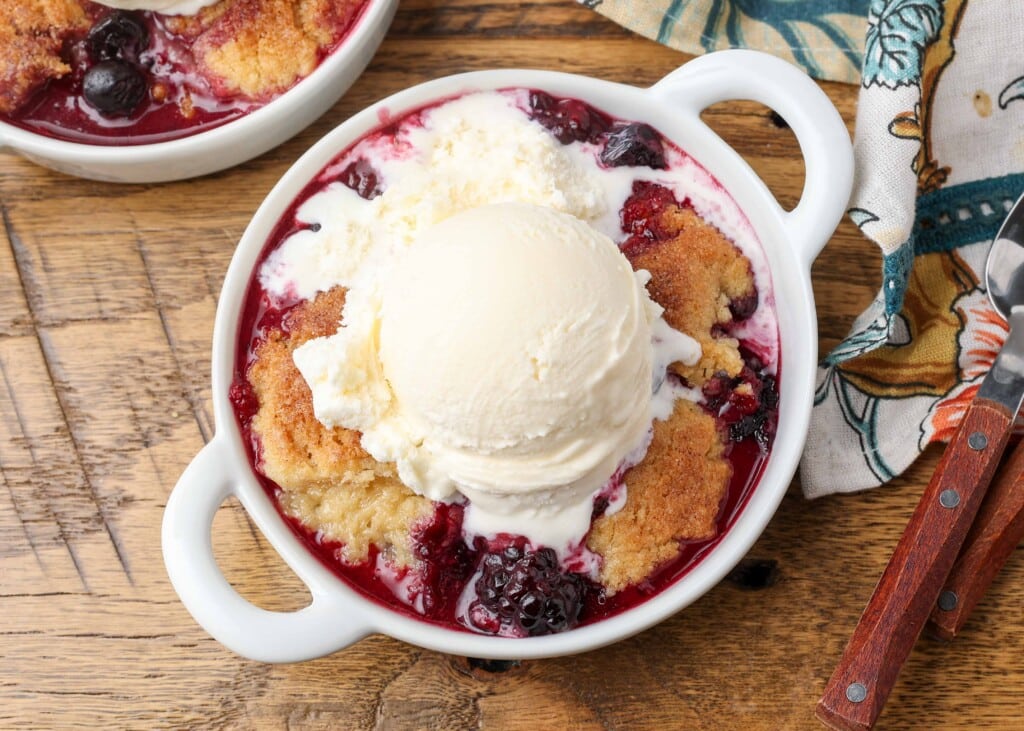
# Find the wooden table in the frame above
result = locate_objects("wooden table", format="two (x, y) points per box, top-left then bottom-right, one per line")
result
(3, 1), (1022, 728)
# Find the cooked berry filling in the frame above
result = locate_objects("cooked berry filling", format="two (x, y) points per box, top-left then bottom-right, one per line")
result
(703, 353), (779, 450)
(619, 181), (683, 256)
(232, 90), (779, 637)
(409, 504), (475, 617)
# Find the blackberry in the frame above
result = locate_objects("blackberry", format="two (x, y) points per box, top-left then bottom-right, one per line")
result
(470, 544), (587, 637)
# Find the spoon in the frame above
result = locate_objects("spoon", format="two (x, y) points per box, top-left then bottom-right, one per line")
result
(816, 191), (1024, 731)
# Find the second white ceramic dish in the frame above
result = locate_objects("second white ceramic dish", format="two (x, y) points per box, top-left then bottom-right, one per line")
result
(0, 0), (397, 183)
(163, 50), (854, 661)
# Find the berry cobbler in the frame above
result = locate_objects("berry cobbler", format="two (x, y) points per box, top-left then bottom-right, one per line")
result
(0, 0), (369, 144)
(230, 90), (780, 638)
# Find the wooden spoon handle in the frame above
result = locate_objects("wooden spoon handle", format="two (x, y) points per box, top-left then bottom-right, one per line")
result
(927, 439), (1024, 641)
(816, 398), (1013, 731)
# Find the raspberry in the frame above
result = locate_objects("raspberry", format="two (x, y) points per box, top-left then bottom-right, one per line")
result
(618, 181), (681, 257)
(469, 544), (587, 637)
(228, 378), (258, 424)
(528, 91), (610, 145)
(340, 159), (383, 200)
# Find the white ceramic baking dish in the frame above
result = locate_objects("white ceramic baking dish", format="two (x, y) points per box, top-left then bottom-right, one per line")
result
(163, 49), (853, 661)
(0, 0), (397, 183)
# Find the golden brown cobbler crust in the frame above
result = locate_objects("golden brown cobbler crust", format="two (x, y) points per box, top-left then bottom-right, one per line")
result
(165, 0), (364, 99)
(0, 0), (362, 116)
(248, 287), (434, 568)
(588, 205), (754, 592)
(0, 1), (89, 115)
(248, 199), (756, 593)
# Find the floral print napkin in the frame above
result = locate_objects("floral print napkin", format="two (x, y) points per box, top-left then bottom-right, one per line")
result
(582, 1), (1024, 496)
(580, 0), (869, 83)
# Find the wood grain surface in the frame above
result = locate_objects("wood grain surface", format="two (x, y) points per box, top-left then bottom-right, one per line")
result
(2, 1), (1022, 729)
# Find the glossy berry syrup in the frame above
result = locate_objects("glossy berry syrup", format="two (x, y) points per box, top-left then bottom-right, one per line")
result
(229, 90), (780, 637)
(2, 2), (366, 146)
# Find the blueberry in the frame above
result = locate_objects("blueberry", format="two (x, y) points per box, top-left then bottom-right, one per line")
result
(88, 12), (150, 62)
(600, 122), (666, 169)
(83, 60), (148, 117)
(728, 292), (758, 321)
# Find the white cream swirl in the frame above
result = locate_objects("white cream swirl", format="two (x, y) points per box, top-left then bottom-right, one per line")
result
(93, 0), (219, 15)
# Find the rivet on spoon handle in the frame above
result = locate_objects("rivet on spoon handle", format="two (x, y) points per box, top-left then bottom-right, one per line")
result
(928, 439), (1024, 641)
(816, 399), (1013, 731)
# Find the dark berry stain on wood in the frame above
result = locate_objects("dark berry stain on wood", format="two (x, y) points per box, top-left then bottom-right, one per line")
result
(465, 657), (522, 674)
(726, 558), (780, 590)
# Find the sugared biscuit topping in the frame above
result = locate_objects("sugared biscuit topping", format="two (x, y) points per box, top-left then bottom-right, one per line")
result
(0, 1), (89, 114)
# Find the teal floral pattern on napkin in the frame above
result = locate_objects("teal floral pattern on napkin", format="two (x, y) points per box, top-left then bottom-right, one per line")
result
(581, 0), (870, 82)
(861, 0), (944, 88)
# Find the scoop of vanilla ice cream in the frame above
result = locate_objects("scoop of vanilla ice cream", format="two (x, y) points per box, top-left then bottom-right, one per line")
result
(381, 203), (656, 492)
(293, 202), (701, 549)
(94, 0), (218, 14)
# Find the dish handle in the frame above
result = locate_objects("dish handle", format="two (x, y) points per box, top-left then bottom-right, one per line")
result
(162, 437), (373, 662)
(649, 49), (853, 270)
